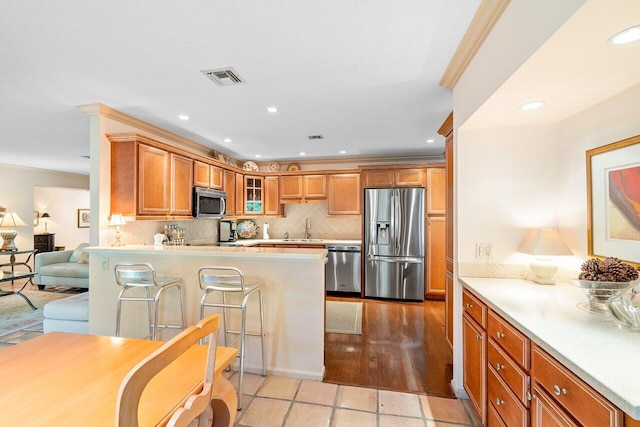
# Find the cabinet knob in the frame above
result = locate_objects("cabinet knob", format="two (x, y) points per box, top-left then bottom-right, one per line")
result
(496, 331), (505, 339)
(475, 334), (481, 340)
(553, 385), (567, 396)
(465, 303), (473, 308)
(495, 363), (504, 371)
(495, 398), (505, 406)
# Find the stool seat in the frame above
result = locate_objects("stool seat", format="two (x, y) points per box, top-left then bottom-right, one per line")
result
(199, 266), (266, 410)
(114, 263), (185, 341)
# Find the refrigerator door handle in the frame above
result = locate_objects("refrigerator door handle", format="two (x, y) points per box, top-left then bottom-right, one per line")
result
(394, 190), (401, 254)
(367, 255), (422, 264)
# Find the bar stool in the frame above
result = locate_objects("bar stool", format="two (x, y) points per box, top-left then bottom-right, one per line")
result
(198, 266), (266, 410)
(114, 262), (185, 341)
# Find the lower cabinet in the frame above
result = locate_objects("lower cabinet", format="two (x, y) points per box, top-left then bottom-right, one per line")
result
(463, 286), (627, 427)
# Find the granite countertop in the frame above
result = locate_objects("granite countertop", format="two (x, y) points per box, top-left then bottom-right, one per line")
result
(460, 277), (640, 419)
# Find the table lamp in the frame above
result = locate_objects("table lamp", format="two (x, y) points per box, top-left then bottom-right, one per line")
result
(109, 213), (126, 246)
(0, 212), (28, 251)
(41, 212), (51, 233)
(517, 228), (573, 285)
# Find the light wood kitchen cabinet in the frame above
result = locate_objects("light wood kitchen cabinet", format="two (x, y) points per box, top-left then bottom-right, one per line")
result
(327, 173), (361, 215)
(244, 176), (263, 215)
(462, 288), (487, 425)
(235, 173), (244, 214)
(425, 216), (445, 299)
(223, 170), (237, 216)
(531, 384), (578, 427)
(264, 176), (282, 216)
(170, 153), (193, 216)
(363, 167), (425, 188)
(138, 143), (170, 216)
(426, 168), (446, 215)
(531, 345), (622, 427)
(280, 174), (327, 203)
(194, 161), (223, 190)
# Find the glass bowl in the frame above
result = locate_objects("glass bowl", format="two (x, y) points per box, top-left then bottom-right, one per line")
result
(575, 280), (637, 312)
(607, 288), (640, 331)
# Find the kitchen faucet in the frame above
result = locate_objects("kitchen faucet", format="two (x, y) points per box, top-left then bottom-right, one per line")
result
(305, 217), (311, 239)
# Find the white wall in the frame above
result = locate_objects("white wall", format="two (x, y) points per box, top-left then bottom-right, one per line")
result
(33, 186), (90, 250)
(0, 163), (89, 251)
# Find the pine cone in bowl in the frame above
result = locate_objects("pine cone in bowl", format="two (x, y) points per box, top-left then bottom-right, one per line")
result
(577, 258), (639, 311)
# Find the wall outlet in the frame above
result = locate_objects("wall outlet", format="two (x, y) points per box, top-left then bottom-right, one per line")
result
(476, 243), (493, 260)
(101, 257), (109, 271)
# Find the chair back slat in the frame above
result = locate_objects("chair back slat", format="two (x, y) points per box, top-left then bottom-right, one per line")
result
(198, 266), (246, 292)
(115, 314), (220, 427)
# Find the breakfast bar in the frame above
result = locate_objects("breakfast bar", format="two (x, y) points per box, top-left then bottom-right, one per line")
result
(86, 245), (327, 380)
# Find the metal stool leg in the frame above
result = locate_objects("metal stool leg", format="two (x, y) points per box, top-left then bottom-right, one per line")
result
(237, 300), (248, 410)
(258, 290), (267, 376)
(115, 287), (126, 337)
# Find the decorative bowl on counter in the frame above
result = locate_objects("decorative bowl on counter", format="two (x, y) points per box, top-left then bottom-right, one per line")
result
(235, 220), (259, 239)
(607, 287), (640, 331)
(576, 280), (637, 312)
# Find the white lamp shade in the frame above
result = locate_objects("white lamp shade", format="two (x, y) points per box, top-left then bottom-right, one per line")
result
(109, 213), (126, 227)
(517, 229), (573, 256)
(0, 212), (28, 228)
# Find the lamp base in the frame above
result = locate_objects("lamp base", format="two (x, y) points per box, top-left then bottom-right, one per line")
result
(111, 232), (125, 247)
(0, 230), (18, 251)
(529, 256), (558, 285)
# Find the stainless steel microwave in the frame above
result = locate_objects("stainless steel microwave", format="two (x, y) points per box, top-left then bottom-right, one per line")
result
(192, 187), (226, 218)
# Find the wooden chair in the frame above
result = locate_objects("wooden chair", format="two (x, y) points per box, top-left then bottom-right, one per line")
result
(116, 314), (221, 427)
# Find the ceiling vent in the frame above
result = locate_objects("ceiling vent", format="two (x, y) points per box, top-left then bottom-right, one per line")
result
(201, 67), (246, 86)
(307, 135), (324, 140)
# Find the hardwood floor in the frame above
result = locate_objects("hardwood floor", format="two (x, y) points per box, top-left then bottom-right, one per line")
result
(323, 295), (454, 398)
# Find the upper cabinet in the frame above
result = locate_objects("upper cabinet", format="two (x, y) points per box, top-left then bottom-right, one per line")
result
(244, 176), (263, 215)
(280, 174), (327, 203)
(363, 167), (425, 188)
(109, 134), (194, 220)
(264, 176), (283, 216)
(426, 168), (446, 215)
(193, 160), (223, 190)
(327, 173), (361, 215)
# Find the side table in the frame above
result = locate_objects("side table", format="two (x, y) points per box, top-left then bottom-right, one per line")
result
(0, 250), (38, 310)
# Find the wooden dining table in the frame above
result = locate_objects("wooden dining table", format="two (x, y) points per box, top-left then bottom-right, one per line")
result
(0, 332), (238, 426)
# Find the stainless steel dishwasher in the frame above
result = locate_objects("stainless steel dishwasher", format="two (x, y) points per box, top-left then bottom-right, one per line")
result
(325, 244), (361, 293)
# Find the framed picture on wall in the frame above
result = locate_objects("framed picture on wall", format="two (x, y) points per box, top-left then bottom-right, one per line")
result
(586, 135), (640, 267)
(77, 209), (90, 228)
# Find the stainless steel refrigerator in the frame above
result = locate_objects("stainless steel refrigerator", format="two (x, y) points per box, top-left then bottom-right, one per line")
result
(364, 187), (425, 300)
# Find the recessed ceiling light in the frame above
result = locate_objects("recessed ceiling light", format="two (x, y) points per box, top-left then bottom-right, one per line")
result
(300, 152), (306, 156)
(520, 101), (545, 111)
(426, 139), (435, 144)
(223, 138), (232, 143)
(339, 150), (346, 154)
(255, 154), (262, 158)
(267, 107), (278, 113)
(609, 25), (640, 45)
(177, 114), (190, 121)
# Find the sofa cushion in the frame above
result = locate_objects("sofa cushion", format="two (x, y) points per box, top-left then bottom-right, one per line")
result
(39, 262), (89, 279)
(43, 292), (89, 321)
(69, 243), (90, 263)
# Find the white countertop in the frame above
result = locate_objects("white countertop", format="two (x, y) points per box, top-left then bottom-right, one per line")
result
(86, 244), (327, 262)
(460, 277), (640, 419)
(192, 239), (361, 247)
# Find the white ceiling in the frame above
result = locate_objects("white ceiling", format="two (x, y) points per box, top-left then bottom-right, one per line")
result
(464, 0), (640, 129)
(0, 1), (480, 175)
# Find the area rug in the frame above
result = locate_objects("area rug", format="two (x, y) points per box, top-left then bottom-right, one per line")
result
(325, 301), (363, 335)
(0, 286), (84, 337)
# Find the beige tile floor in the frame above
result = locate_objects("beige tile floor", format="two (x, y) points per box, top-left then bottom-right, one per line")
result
(0, 327), (479, 427)
(225, 372), (479, 427)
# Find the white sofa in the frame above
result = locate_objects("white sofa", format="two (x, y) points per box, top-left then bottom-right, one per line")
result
(35, 243), (90, 290)
(43, 292), (89, 334)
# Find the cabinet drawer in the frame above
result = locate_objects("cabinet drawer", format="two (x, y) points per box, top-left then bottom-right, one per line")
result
(463, 288), (487, 328)
(488, 339), (529, 406)
(531, 383), (579, 427)
(488, 402), (507, 427)
(532, 345), (622, 427)
(488, 310), (530, 369)
(488, 367), (528, 427)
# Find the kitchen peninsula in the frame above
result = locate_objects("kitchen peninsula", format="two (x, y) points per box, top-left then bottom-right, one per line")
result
(86, 245), (327, 380)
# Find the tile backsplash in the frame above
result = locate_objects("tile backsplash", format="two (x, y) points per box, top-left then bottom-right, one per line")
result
(117, 203), (362, 245)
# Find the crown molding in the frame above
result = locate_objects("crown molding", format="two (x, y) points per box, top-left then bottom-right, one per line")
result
(439, 0), (510, 90)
